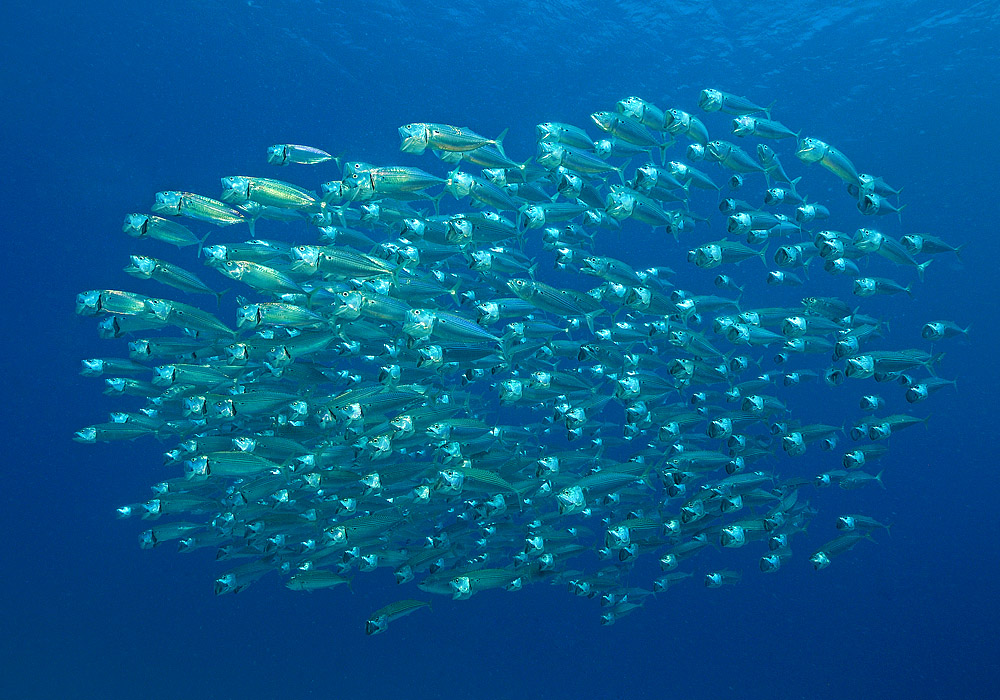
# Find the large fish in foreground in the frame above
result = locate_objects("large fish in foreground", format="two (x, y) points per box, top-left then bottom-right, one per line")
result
(74, 89), (962, 634)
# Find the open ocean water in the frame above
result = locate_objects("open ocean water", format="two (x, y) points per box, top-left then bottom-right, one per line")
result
(2, 2), (998, 698)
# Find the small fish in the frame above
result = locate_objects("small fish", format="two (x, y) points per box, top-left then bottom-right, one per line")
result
(267, 144), (334, 166)
(399, 123), (507, 155)
(365, 600), (432, 635)
(699, 89), (772, 116)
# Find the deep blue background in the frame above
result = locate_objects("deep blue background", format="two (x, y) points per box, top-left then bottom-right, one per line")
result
(2, 2), (998, 698)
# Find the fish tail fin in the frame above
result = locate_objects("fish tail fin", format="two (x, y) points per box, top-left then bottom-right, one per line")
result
(658, 141), (668, 165)
(246, 218), (255, 237)
(196, 231), (211, 258)
(494, 127), (509, 158)
(953, 243), (965, 262)
(584, 309), (602, 334)
(905, 284), (913, 297)
(875, 470), (885, 489)
(896, 203), (908, 223)
(916, 259), (932, 282)
(758, 241), (770, 263)
(764, 99), (777, 119)
(214, 288), (230, 308)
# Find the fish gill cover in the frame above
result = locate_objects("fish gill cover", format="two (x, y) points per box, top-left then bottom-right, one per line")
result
(73, 90), (964, 635)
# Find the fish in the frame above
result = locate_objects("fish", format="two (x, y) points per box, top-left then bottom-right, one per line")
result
(699, 89), (772, 116)
(795, 138), (862, 187)
(365, 600), (431, 635)
(399, 123), (508, 155)
(75, 90), (954, 632)
(267, 144), (334, 166)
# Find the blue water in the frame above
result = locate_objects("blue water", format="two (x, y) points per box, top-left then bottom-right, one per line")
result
(2, 1), (998, 698)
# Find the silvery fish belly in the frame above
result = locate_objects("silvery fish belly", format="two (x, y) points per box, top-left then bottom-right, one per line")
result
(75, 87), (957, 635)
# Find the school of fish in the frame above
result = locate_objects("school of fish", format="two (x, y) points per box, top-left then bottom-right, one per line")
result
(75, 90), (967, 633)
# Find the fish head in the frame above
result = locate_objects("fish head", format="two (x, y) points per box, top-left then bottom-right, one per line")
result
(732, 115), (755, 136)
(535, 122), (562, 140)
(686, 143), (705, 161)
(782, 433), (806, 456)
(705, 141), (729, 162)
(616, 96), (645, 120)
(450, 576), (472, 600)
(556, 486), (586, 515)
(845, 355), (875, 379)
(480, 168), (504, 185)
(593, 139), (612, 158)
(499, 378), (524, 404)
(221, 343), (248, 366)
(920, 322), (945, 341)
(220, 176), (251, 203)
(757, 143), (776, 163)
(857, 173), (876, 196)
(764, 188), (785, 206)
(518, 206), (545, 230)
(535, 142), (563, 169)
(741, 395), (765, 416)
(794, 137), (829, 163)
(445, 169), (473, 198)
(122, 213), (150, 236)
(774, 244), (802, 268)
(822, 368), (845, 387)
(590, 111), (615, 132)
(781, 316), (808, 338)
(725, 323), (751, 345)
(403, 308), (436, 340)
(604, 189), (635, 220)
(730, 213), (757, 236)
(469, 250), (493, 272)
(698, 89), (724, 112)
(729, 355), (749, 373)
(151, 191), (182, 216)
(720, 525), (746, 548)
(760, 553), (782, 573)
(810, 552), (831, 570)
(900, 234), (923, 254)
(236, 304), (261, 329)
(905, 384), (929, 403)
(852, 278), (877, 297)
(266, 144), (288, 165)
(506, 278), (531, 299)
(398, 123), (429, 154)
(857, 194), (880, 215)
(125, 255), (157, 279)
(694, 244), (723, 268)
(707, 417), (732, 439)
(557, 172), (582, 198)
(151, 365), (176, 387)
(365, 616), (388, 636)
(868, 423), (891, 441)
(852, 228), (883, 252)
